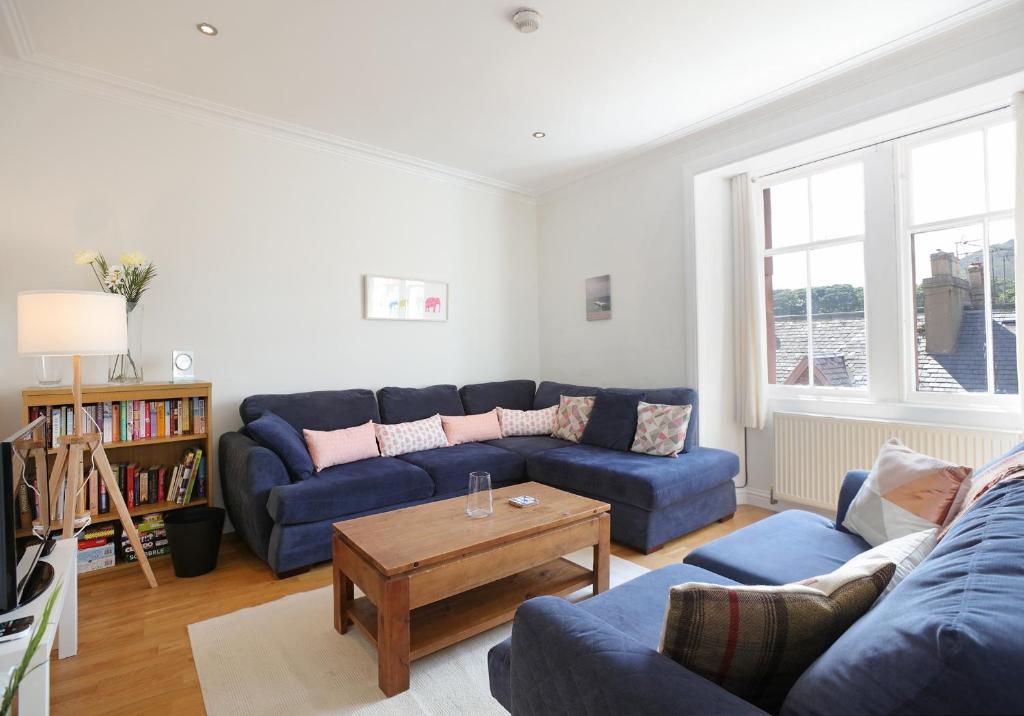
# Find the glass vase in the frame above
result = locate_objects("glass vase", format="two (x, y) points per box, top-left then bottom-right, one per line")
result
(466, 471), (493, 518)
(108, 301), (144, 383)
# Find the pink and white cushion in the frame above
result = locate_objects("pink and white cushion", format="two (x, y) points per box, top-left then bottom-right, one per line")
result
(441, 410), (503, 446)
(550, 395), (595, 443)
(497, 405), (557, 437)
(374, 414), (449, 457)
(303, 420), (380, 472)
(631, 401), (691, 457)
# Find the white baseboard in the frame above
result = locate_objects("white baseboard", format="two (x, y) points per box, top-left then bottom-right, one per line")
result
(735, 486), (833, 518)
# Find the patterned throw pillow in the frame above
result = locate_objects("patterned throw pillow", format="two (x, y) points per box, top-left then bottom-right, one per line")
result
(842, 439), (971, 547)
(374, 414), (449, 457)
(440, 410), (503, 446)
(550, 395), (595, 443)
(661, 552), (896, 712)
(939, 450), (1024, 539)
(496, 405), (557, 437)
(303, 420), (380, 472)
(631, 401), (691, 457)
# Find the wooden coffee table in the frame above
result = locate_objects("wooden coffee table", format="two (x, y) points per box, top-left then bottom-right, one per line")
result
(331, 481), (610, 696)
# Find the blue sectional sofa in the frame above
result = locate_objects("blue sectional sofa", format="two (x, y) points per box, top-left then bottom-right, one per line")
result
(487, 443), (1024, 715)
(219, 380), (740, 575)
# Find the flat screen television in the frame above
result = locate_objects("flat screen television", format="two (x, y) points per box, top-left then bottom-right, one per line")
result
(1, 416), (53, 614)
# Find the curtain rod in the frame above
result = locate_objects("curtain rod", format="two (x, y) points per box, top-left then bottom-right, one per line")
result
(752, 103), (1011, 182)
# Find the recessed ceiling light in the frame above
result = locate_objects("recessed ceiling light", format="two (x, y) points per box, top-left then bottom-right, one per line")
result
(196, 22), (218, 36)
(532, 131), (546, 139)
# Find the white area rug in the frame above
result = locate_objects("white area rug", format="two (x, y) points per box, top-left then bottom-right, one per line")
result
(189, 549), (647, 715)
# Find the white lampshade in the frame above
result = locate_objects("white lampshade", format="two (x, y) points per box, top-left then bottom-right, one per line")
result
(17, 290), (128, 356)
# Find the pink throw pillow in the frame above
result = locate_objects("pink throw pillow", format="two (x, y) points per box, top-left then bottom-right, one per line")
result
(441, 410), (503, 446)
(303, 420), (380, 472)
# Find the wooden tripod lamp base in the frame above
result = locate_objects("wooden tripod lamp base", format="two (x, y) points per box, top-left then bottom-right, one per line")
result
(17, 290), (158, 589)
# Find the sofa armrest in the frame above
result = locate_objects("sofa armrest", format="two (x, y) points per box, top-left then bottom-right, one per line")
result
(835, 469), (869, 532)
(219, 431), (291, 561)
(509, 596), (766, 716)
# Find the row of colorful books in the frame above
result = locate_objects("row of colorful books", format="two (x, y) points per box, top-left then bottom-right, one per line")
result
(15, 447), (206, 522)
(105, 448), (207, 511)
(77, 515), (170, 574)
(28, 396), (208, 448)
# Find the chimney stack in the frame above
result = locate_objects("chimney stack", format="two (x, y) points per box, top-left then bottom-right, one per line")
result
(967, 262), (985, 309)
(922, 250), (970, 354)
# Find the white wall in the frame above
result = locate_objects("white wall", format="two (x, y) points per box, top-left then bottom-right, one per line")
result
(0, 73), (540, 477)
(536, 4), (1024, 500)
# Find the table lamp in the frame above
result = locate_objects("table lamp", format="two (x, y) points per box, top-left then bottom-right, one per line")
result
(16, 290), (157, 587)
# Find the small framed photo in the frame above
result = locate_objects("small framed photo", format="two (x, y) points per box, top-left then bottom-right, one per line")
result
(364, 275), (449, 321)
(586, 274), (611, 321)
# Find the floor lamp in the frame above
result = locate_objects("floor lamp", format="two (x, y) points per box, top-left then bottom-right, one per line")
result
(17, 290), (157, 588)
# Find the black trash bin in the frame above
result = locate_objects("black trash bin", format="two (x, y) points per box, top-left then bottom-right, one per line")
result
(164, 506), (225, 578)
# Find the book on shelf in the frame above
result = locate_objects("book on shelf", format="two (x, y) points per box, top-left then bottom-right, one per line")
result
(27, 396), (207, 448)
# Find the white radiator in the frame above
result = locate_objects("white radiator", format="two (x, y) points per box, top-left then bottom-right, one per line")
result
(773, 412), (1022, 510)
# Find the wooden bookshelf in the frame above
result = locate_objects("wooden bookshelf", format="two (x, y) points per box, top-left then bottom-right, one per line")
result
(19, 382), (213, 554)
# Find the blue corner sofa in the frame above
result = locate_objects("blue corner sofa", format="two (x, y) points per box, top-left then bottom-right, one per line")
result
(487, 442), (1024, 715)
(219, 380), (740, 575)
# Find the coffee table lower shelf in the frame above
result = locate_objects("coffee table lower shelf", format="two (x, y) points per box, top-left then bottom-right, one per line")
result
(348, 557), (592, 661)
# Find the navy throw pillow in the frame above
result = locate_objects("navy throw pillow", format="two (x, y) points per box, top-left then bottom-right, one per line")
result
(246, 411), (315, 481)
(580, 390), (645, 452)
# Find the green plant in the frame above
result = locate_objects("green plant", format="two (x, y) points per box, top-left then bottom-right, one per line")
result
(0, 584), (61, 716)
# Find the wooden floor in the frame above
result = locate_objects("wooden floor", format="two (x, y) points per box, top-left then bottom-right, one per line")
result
(50, 504), (771, 715)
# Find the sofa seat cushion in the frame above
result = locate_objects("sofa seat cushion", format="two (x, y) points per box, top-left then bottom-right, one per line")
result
(266, 457), (434, 525)
(488, 563), (737, 711)
(395, 443), (526, 496)
(485, 436), (574, 457)
(526, 445), (739, 511)
(377, 384), (464, 424)
(459, 380), (536, 414)
(240, 389), (379, 431)
(782, 476), (1024, 716)
(685, 510), (870, 585)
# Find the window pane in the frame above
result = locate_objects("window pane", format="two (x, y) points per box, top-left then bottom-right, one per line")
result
(987, 122), (1016, 212)
(912, 224), (987, 393)
(810, 243), (866, 387)
(811, 163), (864, 240)
(766, 251), (808, 385)
(767, 177), (810, 249)
(989, 218), (1018, 394)
(911, 131), (985, 225)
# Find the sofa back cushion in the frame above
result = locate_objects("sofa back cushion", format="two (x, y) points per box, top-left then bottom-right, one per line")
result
(459, 380), (536, 414)
(378, 384), (464, 424)
(782, 471), (1024, 715)
(240, 389), (379, 432)
(533, 381), (601, 410)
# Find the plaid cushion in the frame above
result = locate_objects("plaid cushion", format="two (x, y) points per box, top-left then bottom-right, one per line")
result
(660, 552), (895, 712)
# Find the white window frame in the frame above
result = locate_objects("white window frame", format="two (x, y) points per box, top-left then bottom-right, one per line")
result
(762, 153), (870, 398)
(895, 112), (1017, 411)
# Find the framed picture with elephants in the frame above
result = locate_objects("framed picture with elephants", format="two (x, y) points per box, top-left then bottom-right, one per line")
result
(363, 275), (449, 321)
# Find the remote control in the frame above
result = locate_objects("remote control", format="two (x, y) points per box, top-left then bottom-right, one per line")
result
(0, 616), (34, 643)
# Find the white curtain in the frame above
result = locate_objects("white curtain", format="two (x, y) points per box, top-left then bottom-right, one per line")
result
(732, 173), (768, 430)
(1015, 92), (1024, 422)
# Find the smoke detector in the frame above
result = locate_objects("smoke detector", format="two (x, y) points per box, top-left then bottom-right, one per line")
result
(512, 8), (541, 33)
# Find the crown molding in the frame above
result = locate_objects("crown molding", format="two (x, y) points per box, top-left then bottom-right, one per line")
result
(0, 0), (536, 202)
(535, 0), (1024, 197)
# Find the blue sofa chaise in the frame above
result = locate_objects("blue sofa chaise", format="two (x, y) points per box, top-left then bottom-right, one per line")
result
(487, 442), (1024, 715)
(219, 380), (740, 575)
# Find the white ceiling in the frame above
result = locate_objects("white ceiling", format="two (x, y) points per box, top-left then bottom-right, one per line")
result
(0, 0), (1009, 193)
